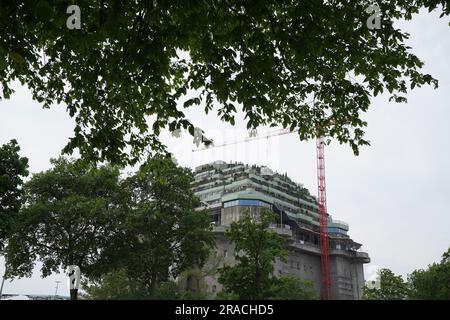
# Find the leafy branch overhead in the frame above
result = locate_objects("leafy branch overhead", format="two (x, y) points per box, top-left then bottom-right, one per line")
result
(1, 1), (448, 163)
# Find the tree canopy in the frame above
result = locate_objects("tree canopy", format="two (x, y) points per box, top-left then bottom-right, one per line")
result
(1, 1), (448, 164)
(0, 139), (29, 251)
(5, 155), (213, 299)
(364, 248), (450, 300)
(5, 157), (123, 299)
(363, 268), (410, 300)
(270, 276), (317, 300)
(408, 247), (450, 300)
(91, 156), (214, 298)
(81, 269), (149, 300)
(218, 208), (287, 299)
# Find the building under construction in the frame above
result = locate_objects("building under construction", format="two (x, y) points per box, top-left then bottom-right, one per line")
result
(192, 161), (370, 300)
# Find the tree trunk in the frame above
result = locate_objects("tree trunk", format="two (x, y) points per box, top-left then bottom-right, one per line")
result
(0, 263), (8, 300)
(70, 289), (78, 300)
(148, 274), (157, 299)
(0, 274), (5, 300)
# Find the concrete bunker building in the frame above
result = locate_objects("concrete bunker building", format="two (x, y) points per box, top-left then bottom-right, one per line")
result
(191, 161), (370, 299)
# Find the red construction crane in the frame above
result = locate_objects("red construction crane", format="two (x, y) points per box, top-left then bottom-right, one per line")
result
(316, 136), (331, 300)
(192, 128), (332, 299)
(191, 128), (291, 152)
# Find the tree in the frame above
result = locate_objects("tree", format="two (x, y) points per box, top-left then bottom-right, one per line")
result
(363, 268), (410, 300)
(0, 139), (29, 298)
(154, 281), (182, 300)
(81, 269), (148, 300)
(408, 247), (450, 300)
(178, 252), (224, 299)
(83, 270), (197, 300)
(218, 208), (287, 299)
(0, 139), (29, 251)
(1, 1), (448, 164)
(5, 157), (123, 300)
(270, 276), (317, 300)
(95, 156), (214, 298)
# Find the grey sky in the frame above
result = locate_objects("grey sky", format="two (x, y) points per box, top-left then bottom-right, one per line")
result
(1, 9), (449, 296)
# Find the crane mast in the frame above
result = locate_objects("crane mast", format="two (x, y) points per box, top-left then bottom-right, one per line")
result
(316, 137), (331, 299)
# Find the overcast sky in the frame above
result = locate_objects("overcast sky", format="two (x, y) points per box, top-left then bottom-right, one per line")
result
(1, 9), (449, 296)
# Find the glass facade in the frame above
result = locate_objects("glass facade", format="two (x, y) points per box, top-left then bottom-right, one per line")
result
(328, 227), (348, 235)
(223, 199), (272, 208)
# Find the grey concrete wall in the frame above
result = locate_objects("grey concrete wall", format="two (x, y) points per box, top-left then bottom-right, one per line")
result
(329, 255), (366, 299)
(273, 250), (322, 295)
(200, 205), (366, 300)
(201, 232), (365, 299)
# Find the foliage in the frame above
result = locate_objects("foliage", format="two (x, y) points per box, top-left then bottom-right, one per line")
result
(215, 291), (239, 300)
(270, 276), (317, 300)
(5, 157), (123, 299)
(82, 269), (148, 300)
(178, 252), (224, 299)
(83, 271), (206, 300)
(218, 208), (286, 299)
(0, 139), (29, 251)
(94, 156), (214, 298)
(408, 247), (450, 300)
(180, 289), (208, 300)
(154, 281), (182, 300)
(177, 269), (209, 300)
(363, 268), (410, 300)
(83, 271), (204, 300)
(1, 1), (448, 164)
